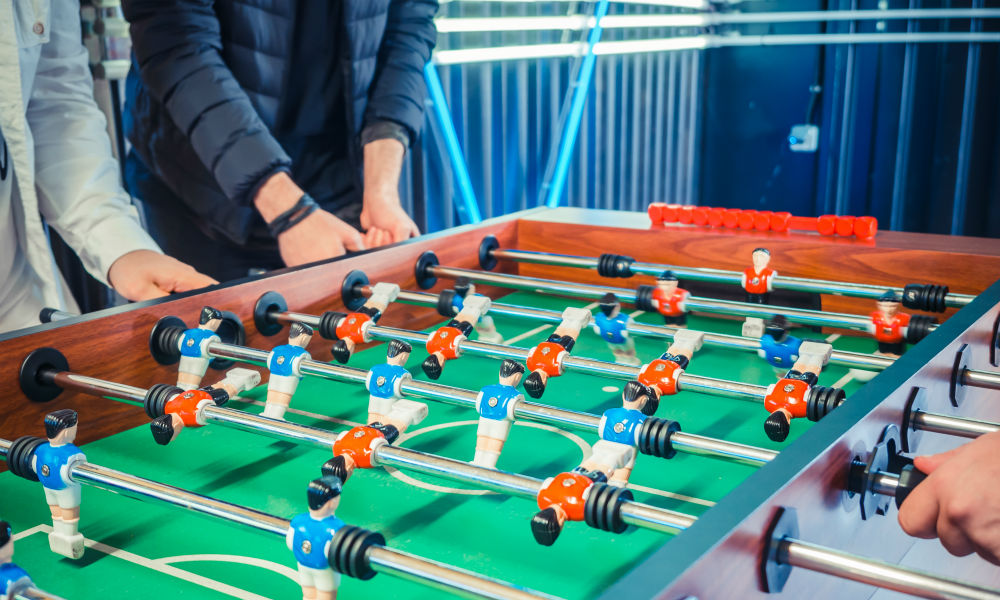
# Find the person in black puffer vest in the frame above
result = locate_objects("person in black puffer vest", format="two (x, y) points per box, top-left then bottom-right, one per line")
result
(122, 0), (437, 281)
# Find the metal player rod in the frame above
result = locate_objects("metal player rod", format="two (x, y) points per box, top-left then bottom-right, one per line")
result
(12, 589), (64, 600)
(356, 286), (895, 371)
(425, 264), (939, 334)
(270, 311), (772, 403)
(489, 248), (975, 308)
(776, 539), (1000, 600)
(41, 368), (695, 535)
(0, 440), (556, 600)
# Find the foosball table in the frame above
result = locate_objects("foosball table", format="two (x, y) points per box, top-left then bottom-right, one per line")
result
(2, 207), (1000, 600)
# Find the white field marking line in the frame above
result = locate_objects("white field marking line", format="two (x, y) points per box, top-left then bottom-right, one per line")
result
(628, 309), (645, 318)
(625, 483), (716, 507)
(831, 372), (856, 389)
(825, 333), (841, 343)
(13, 525), (275, 600)
(158, 554), (299, 582)
(230, 397), (363, 429)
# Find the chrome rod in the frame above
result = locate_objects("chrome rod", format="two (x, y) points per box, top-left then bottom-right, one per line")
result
(427, 265), (905, 333)
(870, 472), (901, 498)
(670, 432), (777, 465)
(0, 439), (561, 600)
(912, 411), (1000, 439)
(15, 588), (66, 600)
(963, 369), (1000, 391)
(490, 249), (973, 308)
(778, 538), (1000, 600)
(49, 371), (147, 404)
(377, 287), (894, 371)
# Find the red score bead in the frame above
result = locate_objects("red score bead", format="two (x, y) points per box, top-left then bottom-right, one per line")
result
(647, 203), (666, 224)
(691, 206), (710, 226)
(816, 215), (837, 236)
(770, 212), (792, 232)
(677, 206), (695, 224)
(738, 210), (757, 230)
(662, 204), (681, 223)
(722, 209), (741, 228)
(708, 207), (725, 227)
(754, 211), (773, 231)
(835, 216), (856, 237)
(853, 216), (878, 240)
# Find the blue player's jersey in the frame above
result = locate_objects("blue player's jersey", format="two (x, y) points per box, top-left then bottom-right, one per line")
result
(0, 563), (32, 597)
(367, 364), (410, 398)
(759, 334), (802, 368)
(33, 443), (84, 490)
(599, 408), (646, 446)
(290, 514), (345, 569)
(593, 313), (629, 344)
(180, 328), (218, 358)
(268, 345), (310, 377)
(478, 384), (521, 420)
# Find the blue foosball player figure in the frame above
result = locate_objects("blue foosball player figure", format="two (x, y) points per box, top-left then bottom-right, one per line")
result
(592, 293), (640, 366)
(264, 322), (314, 420)
(0, 522), (32, 600)
(32, 410), (87, 559)
(576, 381), (658, 488)
(452, 277), (503, 344)
(365, 339), (427, 434)
(472, 359), (526, 468)
(286, 476), (347, 600)
(747, 315), (803, 375)
(177, 306), (223, 389)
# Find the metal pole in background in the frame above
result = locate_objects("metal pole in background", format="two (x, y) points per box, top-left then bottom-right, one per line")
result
(542, 0), (611, 208)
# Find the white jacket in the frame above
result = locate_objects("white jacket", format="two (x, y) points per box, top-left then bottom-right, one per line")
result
(0, 0), (159, 322)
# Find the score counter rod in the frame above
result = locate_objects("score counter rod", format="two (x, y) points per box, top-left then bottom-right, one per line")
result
(488, 247), (973, 310)
(0, 440), (560, 600)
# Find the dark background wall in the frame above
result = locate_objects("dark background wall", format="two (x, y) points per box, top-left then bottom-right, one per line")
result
(698, 0), (1000, 236)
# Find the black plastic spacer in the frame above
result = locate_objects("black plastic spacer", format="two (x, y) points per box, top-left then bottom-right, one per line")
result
(760, 506), (799, 593)
(318, 311), (348, 340)
(19, 348), (70, 403)
(414, 251), (440, 290)
(7, 436), (45, 481)
(597, 254), (635, 278)
(949, 343), (971, 407)
(583, 483), (633, 534)
(436, 289), (458, 317)
(144, 383), (183, 419)
(634, 285), (655, 312)
(902, 283), (949, 313)
(899, 386), (928, 454)
(478, 235), (500, 271)
(253, 291), (288, 337)
(149, 316), (187, 366)
(906, 315), (936, 345)
(805, 386), (846, 422)
(328, 525), (385, 581)
(341, 270), (371, 311)
(637, 417), (681, 459)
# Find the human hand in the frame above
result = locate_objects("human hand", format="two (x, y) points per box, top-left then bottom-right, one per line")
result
(107, 250), (217, 300)
(898, 431), (1000, 565)
(361, 189), (420, 248)
(254, 172), (365, 266)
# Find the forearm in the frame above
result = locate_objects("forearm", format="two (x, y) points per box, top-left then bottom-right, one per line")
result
(363, 138), (406, 199)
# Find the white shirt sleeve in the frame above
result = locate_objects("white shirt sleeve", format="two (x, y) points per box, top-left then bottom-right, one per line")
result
(27, 0), (160, 285)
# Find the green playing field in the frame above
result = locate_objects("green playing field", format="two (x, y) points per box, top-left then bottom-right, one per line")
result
(0, 292), (873, 599)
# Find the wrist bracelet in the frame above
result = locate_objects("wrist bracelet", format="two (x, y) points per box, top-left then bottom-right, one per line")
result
(268, 193), (319, 238)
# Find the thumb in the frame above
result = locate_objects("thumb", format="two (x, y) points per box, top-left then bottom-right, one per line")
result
(914, 445), (965, 474)
(335, 220), (366, 252)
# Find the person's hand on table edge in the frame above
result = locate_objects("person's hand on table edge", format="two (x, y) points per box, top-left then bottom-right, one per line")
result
(108, 250), (218, 300)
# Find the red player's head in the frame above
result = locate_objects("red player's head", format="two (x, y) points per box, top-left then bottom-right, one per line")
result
(44, 409), (78, 445)
(598, 293), (621, 318)
(199, 306), (224, 331)
(877, 290), (900, 316)
(498, 358), (526, 387)
(288, 321), (313, 347)
(307, 475), (343, 517)
(386, 339), (412, 366)
(656, 271), (679, 293)
(752, 247), (771, 271)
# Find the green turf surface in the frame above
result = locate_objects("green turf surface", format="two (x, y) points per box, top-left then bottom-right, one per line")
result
(0, 292), (876, 599)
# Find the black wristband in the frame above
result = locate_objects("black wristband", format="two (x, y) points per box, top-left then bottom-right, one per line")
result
(268, 194), (318, 238)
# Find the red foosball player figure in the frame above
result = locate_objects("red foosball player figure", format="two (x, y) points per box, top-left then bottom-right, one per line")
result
(421, 295), (492, 379)
(321, 424), (399, 483)
(741, 247), (776, 305)
(176, 307), (223, 389)
(650, 271), (690, 327)
(329, 283), (400, 364)
(636, 329), (704, 404)
(523, 307), (592, 398)
(763, 341), (833, 442)
(263, 322), (313, 420)
(868, 290), (911, 357)
(150, 368), (261, 444)
(530, 470), (602, 546)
